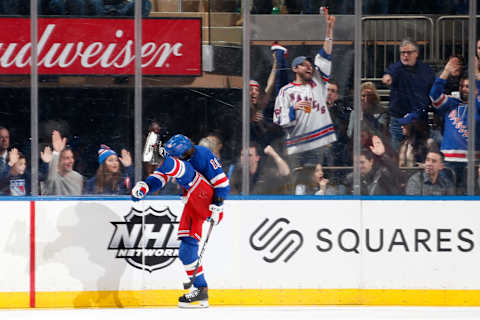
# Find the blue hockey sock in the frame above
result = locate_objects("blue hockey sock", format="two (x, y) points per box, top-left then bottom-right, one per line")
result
(179, 237), (208, 288)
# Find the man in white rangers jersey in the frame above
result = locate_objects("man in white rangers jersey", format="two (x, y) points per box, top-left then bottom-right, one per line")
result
(273, 8), (337, 167)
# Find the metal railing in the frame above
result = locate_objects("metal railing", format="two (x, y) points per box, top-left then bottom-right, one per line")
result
(436, 15), (480, 62)
(361, 16), (435, 81)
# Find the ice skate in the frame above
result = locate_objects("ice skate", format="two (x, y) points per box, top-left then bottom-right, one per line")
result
(178, 286), (209, 308)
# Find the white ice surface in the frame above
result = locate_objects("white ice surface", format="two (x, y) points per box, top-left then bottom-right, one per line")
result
(2, 306), (480, 320)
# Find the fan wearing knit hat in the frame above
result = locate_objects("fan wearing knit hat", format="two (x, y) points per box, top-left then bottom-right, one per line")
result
(84, 144), (134, 195)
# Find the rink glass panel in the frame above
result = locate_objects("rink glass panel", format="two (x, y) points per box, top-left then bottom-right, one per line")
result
(143, 2), (242, 193)
(36, 16), (135, 197)
(0, 15), (31, 197)
(360, 6), (479, 196)
(247, 11), (355, 196)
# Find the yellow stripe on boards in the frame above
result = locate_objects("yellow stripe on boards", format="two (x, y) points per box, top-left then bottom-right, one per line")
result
(0, 292), (29, 308)
(2, 289), (480, 308)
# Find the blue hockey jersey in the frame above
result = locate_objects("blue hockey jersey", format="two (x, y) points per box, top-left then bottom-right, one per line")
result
(430, 78), (480, 162)
(188, 145), (230, 201)
(146, 156), (197, 192)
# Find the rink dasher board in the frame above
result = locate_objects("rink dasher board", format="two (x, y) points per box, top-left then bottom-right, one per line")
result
(1, 197), (480, 307)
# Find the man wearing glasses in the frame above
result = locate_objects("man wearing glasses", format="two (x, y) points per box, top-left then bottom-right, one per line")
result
(382, 38), (435, 152)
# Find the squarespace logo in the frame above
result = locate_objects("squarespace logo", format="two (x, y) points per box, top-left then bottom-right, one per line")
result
(250, 218), (304, 263)
(249, 218), (475, 260)
(316, 228), (474, 254)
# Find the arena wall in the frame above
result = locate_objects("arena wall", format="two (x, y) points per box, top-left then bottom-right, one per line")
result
(1, 197), (479, 308)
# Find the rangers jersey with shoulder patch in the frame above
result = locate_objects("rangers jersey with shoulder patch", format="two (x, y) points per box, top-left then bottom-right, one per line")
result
(273, 48), (337, 155)
(189, 145), (230, 201)
(430, 78), (480, 162)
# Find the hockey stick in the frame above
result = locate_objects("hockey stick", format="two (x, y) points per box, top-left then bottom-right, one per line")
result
(183, 219), (215, 290)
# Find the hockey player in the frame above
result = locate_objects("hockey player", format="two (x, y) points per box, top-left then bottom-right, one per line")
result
(163, 134), (230, 208)
(131, 148), (223, 308)
(273, 8), (337, 168)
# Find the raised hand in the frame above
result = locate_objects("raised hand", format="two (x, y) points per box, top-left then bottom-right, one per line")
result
(7, 148), (19, 167)
(324, 8), (336, 32)
(119, 149), (132, 167)
(52, 130), (67, 152)
(41, 146), (53, 163)
(319, 177), (329, 189)
(441, 56), (462, 79)
(369, 135), (385, 156)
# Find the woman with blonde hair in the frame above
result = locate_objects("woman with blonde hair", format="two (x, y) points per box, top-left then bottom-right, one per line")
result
(347, 81), (389, 141)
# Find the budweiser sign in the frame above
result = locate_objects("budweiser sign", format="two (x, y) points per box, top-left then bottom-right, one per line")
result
(0, 17), (202, 75)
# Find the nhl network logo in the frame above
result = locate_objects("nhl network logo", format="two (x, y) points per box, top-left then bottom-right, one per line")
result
(108, 206), (180, 272)
(249, 218), (303, 263)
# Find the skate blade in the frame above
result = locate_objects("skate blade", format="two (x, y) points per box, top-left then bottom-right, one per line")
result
(178, 300), (209, 308)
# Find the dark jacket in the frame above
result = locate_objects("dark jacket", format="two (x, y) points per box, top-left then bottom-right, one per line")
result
(384, 60), (435, 118)
(406, 170), (455, 195)
(345, 162), (402, 195)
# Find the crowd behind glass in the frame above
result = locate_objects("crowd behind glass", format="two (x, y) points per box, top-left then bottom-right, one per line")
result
(1, 0), (480, 196)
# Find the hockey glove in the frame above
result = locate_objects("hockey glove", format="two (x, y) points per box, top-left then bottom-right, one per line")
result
(131, 181), (149, 202)
(208, 204), (224, 225)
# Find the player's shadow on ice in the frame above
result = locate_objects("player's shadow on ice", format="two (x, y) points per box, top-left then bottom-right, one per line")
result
(42, 202), (140, 308)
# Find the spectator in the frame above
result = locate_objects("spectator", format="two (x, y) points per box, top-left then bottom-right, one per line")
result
(382, 38), (435, 151)
(198, 133), (223, 160)
(251, 43), (288, 149)
(274, 8), (336, 168)
(397, 115), (429, 168)
(84, 144), (133, 195)
(442, 55), (465, 96)
(344, 148), (400, 195)
(40, 130), (83, 195)
(327, 80), (352, 166)
(429, 56), (480, 195)
(365, 132), (406, 189)
(0, 127), (10, 174)
(230, 142), (290, 194)
(406, 149), (455, 195)
(294, 163), (344, 195)
(198, 132), (235, 179)
(0, 149), (29, 196)
(348, 81), (389, 142)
